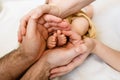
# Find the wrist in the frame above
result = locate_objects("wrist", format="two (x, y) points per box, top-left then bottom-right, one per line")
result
(21, 56), (51, 80)
(48, 4), (61, 17)
(35, 56), (51, 79)
(48, 3), (69, 18)
(17, 47), (36, 64)
(43, 50), (56, 69)
(91, 39), (97, 54)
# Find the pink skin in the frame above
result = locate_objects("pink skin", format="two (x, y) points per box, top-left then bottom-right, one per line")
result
(47, 5), (94, 79)
(47, 33), (57, 49)
(47, 30), (67, 49)
(57, 30), (67, 47)
(50, 38), (94, 79)
(18, 14), (70, 43)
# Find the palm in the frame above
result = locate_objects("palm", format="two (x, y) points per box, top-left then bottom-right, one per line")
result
(20, 19), (48, 60)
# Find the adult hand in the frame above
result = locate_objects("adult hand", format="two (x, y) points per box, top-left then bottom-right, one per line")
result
(19, 18), (48, 61)
(0, 16), (51, 80)
(20, 31), (95, 80)
(18, 0), (95, 42)
(47, 0), (95, 18)
(28, 0), (94, 19)
(44, 31), (86, 68)
(18, 14), (62, 42)
(50, 38), (96, 79)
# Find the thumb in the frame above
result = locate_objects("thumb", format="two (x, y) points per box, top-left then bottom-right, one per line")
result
(26, 18), (37, 36)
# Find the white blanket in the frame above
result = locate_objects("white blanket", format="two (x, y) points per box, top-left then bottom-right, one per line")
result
(0, 0), (120, 80)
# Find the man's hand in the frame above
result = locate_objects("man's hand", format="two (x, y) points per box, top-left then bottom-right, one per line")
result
(0, 18), (49, 80)
(19, 18), (48, 61)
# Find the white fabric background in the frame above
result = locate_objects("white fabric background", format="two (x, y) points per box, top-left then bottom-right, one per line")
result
(0, 0), (45, 56)
(0, 0), (120, 80)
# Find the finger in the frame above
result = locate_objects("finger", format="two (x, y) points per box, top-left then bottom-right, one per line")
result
(44, 22), (59, 30)
(50, 62), (74, 74)
(21, 25), (26, 36)
(26, 19), (37, 36)
(47, 22), (58, 27)
(51, 66), (68, 74)
(19, 10), (34, 36)
(43, 14), (62, 23)
(50, 72), (66, 79)
(17, 25), (25, 43)
(71, 53), (89, 67)
(80, 40), (84, 44)
(48, 21), (71, 31)
(51, 54), (88, 74)
(18, 24), (23, 43)
(44, 23), (51, 28)
(45, 22), (69, 31)
(58, 21), (70, 28)
(18, 30), (22, 43)
(48, 27), (60, 32)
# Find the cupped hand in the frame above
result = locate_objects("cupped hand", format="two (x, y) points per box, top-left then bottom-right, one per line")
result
(18, 14), (62, 43)
(44, 30), (88, 70)
(49, 38), (96, 79)
(19, 18), (48, 61)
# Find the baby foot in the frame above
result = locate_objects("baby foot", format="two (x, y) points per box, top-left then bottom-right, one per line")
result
(57, 30), (67, 47)
(47, 33), (57, 49)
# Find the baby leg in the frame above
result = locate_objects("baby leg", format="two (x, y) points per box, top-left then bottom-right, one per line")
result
(47, 33), (57, 49)
(82, 5), (94, 18)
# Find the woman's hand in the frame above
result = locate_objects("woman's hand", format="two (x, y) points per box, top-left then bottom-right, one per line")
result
(49, 38), (96, 79)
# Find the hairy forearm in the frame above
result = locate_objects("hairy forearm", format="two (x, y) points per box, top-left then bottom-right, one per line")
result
(21, 56), (51, 80)
(92, 39), (120, 72)
(0, 48), (35, 80)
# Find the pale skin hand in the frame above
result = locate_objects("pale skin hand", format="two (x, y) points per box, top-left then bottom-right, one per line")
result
(50, 52), (89, 79)
(50, 38), (120, 78)
(47, 5), (94, 78)
(18, 0), (95, 42)
(49, 38), (95, 79)
(21, 30), (86, 80)
(0, 0), (95, 79)
(18, 14), (62, 42)
(45, 5), (94, 37)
